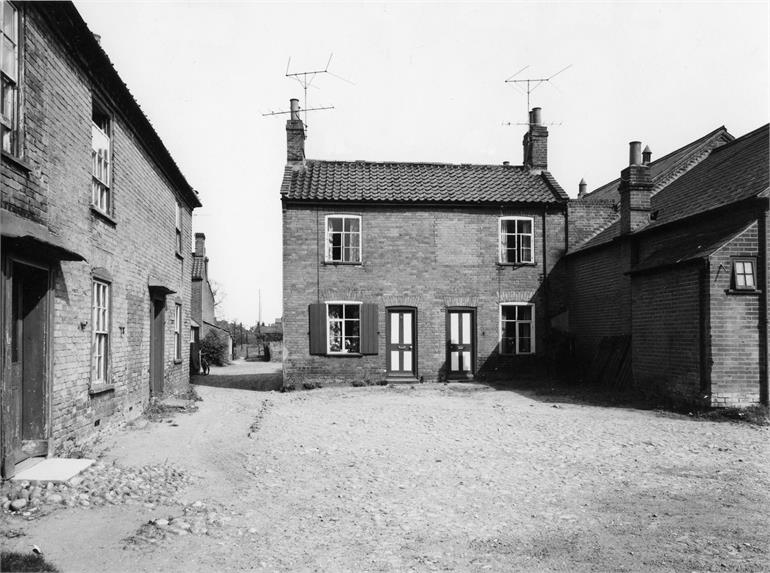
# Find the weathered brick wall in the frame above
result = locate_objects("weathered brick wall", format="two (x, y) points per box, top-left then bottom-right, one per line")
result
(567, 201), (618, 251)
(2, 7), (194, 449)
(708, 221), (761, 406)
(631, 265), (703, 402)
(283, 203), (566, 385)
(201, 278), (216, 325)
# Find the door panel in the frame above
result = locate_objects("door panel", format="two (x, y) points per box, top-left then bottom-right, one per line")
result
(10, 262), (49, 464)
(447, 309), (475, 378)
(387, 309), (416, 377)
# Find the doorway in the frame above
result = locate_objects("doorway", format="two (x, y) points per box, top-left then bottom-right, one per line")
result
(387, 308), (417, 379)
(150, 296), (166, 395)
(8, 260), (50, 465)
(446, 308), (475, 379)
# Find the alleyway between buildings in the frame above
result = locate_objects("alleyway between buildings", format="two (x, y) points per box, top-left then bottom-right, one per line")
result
(2, 375), (768, 572)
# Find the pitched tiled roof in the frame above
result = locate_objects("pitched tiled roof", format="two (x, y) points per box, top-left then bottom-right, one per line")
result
(582, 126), (733, 203)
(191, 255), (205, 280)
(281, 160), (568, 204)
(569, 124), (769, 255)
(648, 124), (768, 229)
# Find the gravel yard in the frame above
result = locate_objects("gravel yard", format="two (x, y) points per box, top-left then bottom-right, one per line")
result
(2, 379), (768, 572)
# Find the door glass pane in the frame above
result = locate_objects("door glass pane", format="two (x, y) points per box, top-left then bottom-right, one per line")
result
(462, 313), (471, 344)
(403, 313), (412, 344)
(390, 312), (400, 344)
(450, 351), (459, 371)
(403, 351), (412, 372)
(462, 351), (472, 371)
(450, 313), (459, 344)
(391, 350), (400, 371)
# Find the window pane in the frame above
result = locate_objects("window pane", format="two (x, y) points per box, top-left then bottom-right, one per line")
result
(1, 36), (16, 80)
(345, 337), (360, 353)
(344, 218), (358, 232)
(502, 321), (516, 339)
(390, 313), (399, 344)
(502, 306), (516, 321)
(450, 313), (459, 344)
(328, 305), (343, 319)
(329, 335), (342, 352)
(461, 313), (471, 344)
(517, 305), (532, 321)
(345, 304), (359, 319)
(745, 263), (756, 287)
(329, 218), (342, 232)
(518, 336), (532, 354)
(346, 320), (360, 337)
(501, 337), (515, 355)
(402, 313), (412, 345)
(3, 3), (17, 41)
(517, 219), (532, 234)
(736, 270), (746, 288)
(506, 248), (517, 263)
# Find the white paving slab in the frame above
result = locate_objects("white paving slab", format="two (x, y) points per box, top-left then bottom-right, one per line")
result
(12, 458), (94, 482)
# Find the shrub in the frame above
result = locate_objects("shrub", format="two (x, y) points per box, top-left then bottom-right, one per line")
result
(200, 330), (229, 366)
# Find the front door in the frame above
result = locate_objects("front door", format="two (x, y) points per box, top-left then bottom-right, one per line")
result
(150, 297), (165, 395)
(387, 308), (416, 378)
(9, 261), (49, 465)
(447, 309), (475, 378)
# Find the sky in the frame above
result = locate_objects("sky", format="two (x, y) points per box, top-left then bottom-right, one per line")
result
(74, 1), (769, 326)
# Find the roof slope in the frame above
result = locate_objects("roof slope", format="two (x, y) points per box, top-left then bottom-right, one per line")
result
(39, 3), (201, 209)
(569, 124), (768, 255)
(648, 123), (768, 228)
(583, 126), (733, 203)
(281, 160), (568, 204)
(191, 255), (205, 280)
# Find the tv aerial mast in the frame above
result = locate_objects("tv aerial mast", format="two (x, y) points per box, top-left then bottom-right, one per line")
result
(502, 64), (571, 126)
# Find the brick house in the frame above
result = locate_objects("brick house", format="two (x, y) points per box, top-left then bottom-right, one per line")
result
(566, 124), (769, 407)
(1, 2), (201, 477)
(281, 101), (569, 386)
(190, 232), (232, 370)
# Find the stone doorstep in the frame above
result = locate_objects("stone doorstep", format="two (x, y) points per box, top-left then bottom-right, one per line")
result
(11, 458), (94, 483)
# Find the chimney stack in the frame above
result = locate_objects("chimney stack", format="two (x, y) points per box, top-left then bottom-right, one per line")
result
(286, 98), (305, 164)
(642, 145), (652, 165)
(194, 232), (206, 257)
(523, 107), (548, 173)
(578, 178), (587, 198)
(619, 141), (652, 234)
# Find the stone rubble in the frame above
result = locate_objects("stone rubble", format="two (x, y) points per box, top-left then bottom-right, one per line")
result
(123, 500), (237, 547)
(0, 461), (190, 518)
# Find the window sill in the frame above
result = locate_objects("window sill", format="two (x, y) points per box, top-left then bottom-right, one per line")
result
(725, 289), (762, 295)
(174, 359), (183, 365)
(89, 383), (115, 396)
(323, 261), (363, 266)
(497, 262), (537, 268)
(1, 150), (32, 173)
(90, 205), (117, 226)
(326, 352), (363, 357)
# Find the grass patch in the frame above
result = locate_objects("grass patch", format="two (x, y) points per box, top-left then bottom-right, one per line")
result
(1, 551), (59, 572)
(696, 404), (770, 426)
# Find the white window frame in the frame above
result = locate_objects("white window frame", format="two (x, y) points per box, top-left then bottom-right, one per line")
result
(498, 216), (535, 264)
(733, 258), (757, 291)
(175, 202), (183, 254)
(1, 1), (20, 155)
(325, 215), (362, 263)
(92, 279), (110, 383)
(499, 302), (535, 355)
(91, 109), (112, 214)
(326, 301), (362, 354)
(174, 303), (182, 360)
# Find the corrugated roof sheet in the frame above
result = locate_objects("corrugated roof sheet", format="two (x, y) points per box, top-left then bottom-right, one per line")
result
(281, 160), (568, 204)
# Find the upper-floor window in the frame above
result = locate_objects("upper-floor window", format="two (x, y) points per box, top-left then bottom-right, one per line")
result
(325, 215), (361, 263)
(733, 258), (756, 291)
(91, 107), (112, 214)
(175, 203), (182, 254)
(500, 303), (534, 355)
(92, 279), (110, 383)
(174, 303), (182, 360)
(1, 1), (20, 155)
(499, 217), (534, 264)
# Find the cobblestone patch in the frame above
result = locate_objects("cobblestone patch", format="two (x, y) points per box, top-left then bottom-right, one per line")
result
(1, 462), (190, 519)
(123, 500), (235, 548)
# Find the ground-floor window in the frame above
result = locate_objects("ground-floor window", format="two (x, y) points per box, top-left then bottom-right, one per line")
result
(500, 303), (534, 355)
(327, 302), (361, 354)
(92, 280), (110, 382)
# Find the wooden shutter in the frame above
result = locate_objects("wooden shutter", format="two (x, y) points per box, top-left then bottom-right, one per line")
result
(308, 303), (327, 355)
(360, 303), (379, 355)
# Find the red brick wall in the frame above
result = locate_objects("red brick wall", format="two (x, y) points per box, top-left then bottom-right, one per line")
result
(1, 6), (194, 450)
(631, 265), (703, 402)
(283, 202), (566, 385)
(708, 221), (762, 406)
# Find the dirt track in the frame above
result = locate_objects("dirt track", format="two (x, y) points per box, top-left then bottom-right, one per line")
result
(3, 378), (768, 572)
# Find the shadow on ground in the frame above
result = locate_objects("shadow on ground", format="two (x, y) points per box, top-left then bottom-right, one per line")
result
(191, 372), (282, 392)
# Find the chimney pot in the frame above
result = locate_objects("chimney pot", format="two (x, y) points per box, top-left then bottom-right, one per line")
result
(194, 232), (206, 257)
(289, 98), (300, 121)
(286, 98), (306, 163)
(523, 108), (548, 172)
(578, 178), (587, 198)
(642, 145), (652, 165)
(629, 141), (642, 166)
(502, 161), (510, 166)
(531, 107), (542, 126)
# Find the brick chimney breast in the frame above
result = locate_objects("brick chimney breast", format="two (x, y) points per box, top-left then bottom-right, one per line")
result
(195, 232), (206, 257)
(523, 107), (548, 173)
(286, 98), (306, 164)
(619, 141), (652, 234)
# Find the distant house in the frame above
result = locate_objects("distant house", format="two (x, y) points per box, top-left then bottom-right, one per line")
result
(0, 2), (200, 477)
(190, 233), (232, 369)
(566, 124), (769, 407)
(281, 100), (569, 386)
